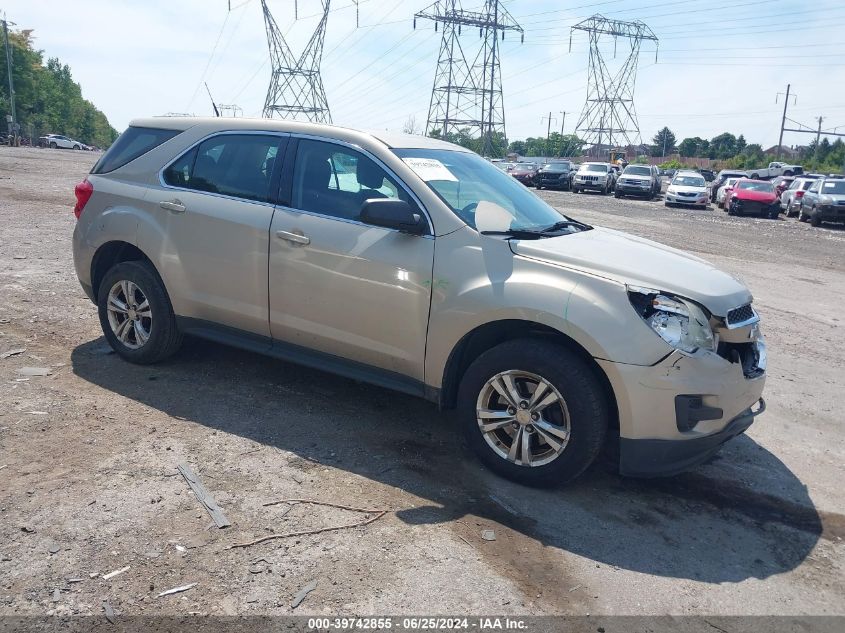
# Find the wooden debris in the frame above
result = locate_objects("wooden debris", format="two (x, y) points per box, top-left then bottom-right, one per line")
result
(230, 499), (389, 549)
(18, 367), (51, 376)
(103, 600), (116, 624)
(177, 463), (231, 529)
(102, 565), (130, 580)
(0, 348), (25, 359)
(157, 582), (197, 598)
(291, 580), (317, 609)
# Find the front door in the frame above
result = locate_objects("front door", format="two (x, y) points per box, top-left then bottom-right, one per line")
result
(268, 138), (434, 383)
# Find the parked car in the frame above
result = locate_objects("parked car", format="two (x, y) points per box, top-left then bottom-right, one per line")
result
(726, 179), (780, 219)
(40, 133), (85, 150)
(716, 177), (742, 209)
(772, 176), (794, 197)
(711, 170), (748, 202)
(615, 164), (660, 199)
(780, 177), (815, 217)
(572, 162), (615, 194)
(697, 168), (716, 182)
(510, 162), (540, 186)
(797, 177), (845, 226)
(744, 161), (803, 180)
(665, 171), (708, 208)
(72, 117), (766, 485)
(535, 160), (572, 190)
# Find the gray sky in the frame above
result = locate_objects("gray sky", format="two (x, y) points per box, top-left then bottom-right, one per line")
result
(5, 0), (845, 147)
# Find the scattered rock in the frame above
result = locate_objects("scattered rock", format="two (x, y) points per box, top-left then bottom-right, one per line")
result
(18, 367), (51, 376)
(481, 529), (496, 541)
(291, 580), (317, 609)
(0, 348), (26, 359)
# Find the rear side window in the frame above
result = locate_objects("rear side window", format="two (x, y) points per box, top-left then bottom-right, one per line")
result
(163, 134), (282, 203)
(92, 126), (181, 174)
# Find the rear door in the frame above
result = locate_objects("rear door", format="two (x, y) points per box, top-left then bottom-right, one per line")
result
(267, 137), (434, 384)
(149, 132), (287, 337)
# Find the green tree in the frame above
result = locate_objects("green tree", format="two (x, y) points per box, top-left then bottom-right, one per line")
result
(0, 29), (117, 146)
(709, 133), (737, 159)
(678, 137), (708, 158)
(652, 127), (676, 157)
(735, 134), (747, 154)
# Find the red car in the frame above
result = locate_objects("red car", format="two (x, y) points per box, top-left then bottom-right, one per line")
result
(510, 162), (540, 186)
(726, 179), (781, 219)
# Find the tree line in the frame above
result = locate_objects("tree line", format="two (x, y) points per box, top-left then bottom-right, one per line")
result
(1, 29), (117, 148)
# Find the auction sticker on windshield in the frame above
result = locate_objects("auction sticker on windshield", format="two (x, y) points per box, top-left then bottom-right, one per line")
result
(402, 157), (457, 182)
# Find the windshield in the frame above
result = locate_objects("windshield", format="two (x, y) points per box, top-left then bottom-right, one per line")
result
(393, 149), (584, 234)
(513, 163), (536, 171)
(543, 162), (570, 172)
(623, 166), (651, 176)
(672, 176), (705, 187)
(582, 164), (608, 173)
(737, 181), (774, 192)
(822, 181), (845, 194)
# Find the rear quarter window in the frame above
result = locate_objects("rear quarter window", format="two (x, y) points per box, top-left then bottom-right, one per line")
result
(92, 126), (182, 174)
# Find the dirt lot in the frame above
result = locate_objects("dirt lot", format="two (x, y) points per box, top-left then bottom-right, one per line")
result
(0, 147), (843, 617)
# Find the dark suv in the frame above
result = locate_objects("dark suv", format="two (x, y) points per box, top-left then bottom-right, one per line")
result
(535, 161), (572, 190)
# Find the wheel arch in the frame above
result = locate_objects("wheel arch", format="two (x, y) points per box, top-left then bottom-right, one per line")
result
(91, 241), (157, 300)
(438, 318), (619, 435)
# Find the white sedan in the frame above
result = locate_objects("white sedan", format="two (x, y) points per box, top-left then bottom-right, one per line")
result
(41, 134), (85, 150)
(716, 177), (742, 208)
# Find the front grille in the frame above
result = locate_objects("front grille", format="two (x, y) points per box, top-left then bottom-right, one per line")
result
(580, 175), (599, 182)
(678, 191), (697, 197)
(727, 304), (755, 326)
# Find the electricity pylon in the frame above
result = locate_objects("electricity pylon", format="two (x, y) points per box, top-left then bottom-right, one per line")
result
(261, 0), (331, 123)
(415, 0), (523, 156)
(568, 15), (658, 158)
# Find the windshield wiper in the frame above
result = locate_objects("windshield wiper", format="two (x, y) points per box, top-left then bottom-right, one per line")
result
(480, 228), (548, 239)
(539, 220), (592, 233)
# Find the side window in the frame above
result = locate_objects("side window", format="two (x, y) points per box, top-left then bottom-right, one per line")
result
(808, 181), (821, 193)
(291, 139), (410, 221)
(163, 134), (281, 203)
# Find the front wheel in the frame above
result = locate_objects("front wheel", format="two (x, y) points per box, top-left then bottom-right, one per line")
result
(97, 260), (182, 364)
(810, 208), (821, 227)
(49, 142), (57, 149)
(458, 339), (609, 487)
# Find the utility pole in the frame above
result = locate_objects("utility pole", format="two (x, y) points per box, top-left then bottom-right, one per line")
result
(2, 15), (18, 146)
(776, 84), (796, 160)
(815, 116), (824, 146)
(541, 111), (556, 158)
(558, 110), (569, 157)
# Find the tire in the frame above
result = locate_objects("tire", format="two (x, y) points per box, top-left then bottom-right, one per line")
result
(73, 144), (80, 150)
(784, 170), (793, 177)
(750, 173), (759, 179)
(573, 187), (580, 194)
(727, 203), (736, 216)
(798, 205), (808, 222)
(457, 339), (609, 487)
(768, 208), (779, 220)
(97, 260), (182, 364)
(810, 208), (821, 227)
(49, 142), (57, 149)
(614, 191), (622, 199)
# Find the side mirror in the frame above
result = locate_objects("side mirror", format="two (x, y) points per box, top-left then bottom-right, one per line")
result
(360, 198), (425, 235)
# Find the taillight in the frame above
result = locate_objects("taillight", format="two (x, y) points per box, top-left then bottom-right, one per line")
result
(74, 179), (93, 219)
(795, 190), (805, 198)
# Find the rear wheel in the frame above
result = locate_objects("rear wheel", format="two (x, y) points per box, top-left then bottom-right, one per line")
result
(49, 142), (57, 149)
(97, 261), (182, 364)
(810, 208), (821, 227)
(614, 191), (622, 199)
(458, 339), (609, 487)
(798, 205), (808, 222)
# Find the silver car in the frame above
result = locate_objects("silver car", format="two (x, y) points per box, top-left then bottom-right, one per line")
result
(798, 177), (845, 226)
(72, 118), (766, 486)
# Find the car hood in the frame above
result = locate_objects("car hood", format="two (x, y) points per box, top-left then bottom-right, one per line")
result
(510, 226), (752, 316)
(735, 189), (777, 203)
(668, 185), (707, 194)
(620, 174), (650, 181)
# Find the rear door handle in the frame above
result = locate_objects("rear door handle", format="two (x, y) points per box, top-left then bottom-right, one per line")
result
(275, 230), (310, 245)
(160, 199), (186, 213)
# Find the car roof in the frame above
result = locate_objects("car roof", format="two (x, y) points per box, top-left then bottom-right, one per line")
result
(128, 116), (471, 153)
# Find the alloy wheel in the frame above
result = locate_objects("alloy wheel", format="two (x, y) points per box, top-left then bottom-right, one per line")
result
(106, 280), (152, 349)
(475, 370), (571, 467)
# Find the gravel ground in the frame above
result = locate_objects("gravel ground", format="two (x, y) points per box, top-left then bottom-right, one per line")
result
(0, 147), (843, 617)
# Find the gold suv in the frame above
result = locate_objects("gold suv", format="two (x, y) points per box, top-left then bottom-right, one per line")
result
(72, 118), (766, 486)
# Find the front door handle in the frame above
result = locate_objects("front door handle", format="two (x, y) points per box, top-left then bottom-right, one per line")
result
(160, 199), (186, 213)
(275, 230), (310, 245)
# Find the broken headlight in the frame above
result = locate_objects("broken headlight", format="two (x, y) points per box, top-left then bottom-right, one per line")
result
(627, 286), (715, 354)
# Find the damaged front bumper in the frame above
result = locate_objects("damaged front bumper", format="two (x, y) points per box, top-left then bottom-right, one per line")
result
(596, 338), (767, 477)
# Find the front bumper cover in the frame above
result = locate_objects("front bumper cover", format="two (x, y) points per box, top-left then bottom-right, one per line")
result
(619, 398), (766, 477)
